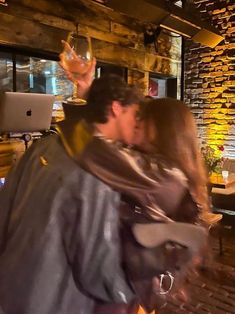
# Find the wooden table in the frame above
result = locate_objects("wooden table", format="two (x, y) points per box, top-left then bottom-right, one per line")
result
(210, 173), (235, 255)
(0, 139), (25, 178)
(210, 173), (235, 194)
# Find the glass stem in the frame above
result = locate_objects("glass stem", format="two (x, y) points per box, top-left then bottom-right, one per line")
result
(73, 83), (78, 99)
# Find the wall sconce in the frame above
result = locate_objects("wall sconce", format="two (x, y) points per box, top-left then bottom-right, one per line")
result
(144, 25), (161, 52)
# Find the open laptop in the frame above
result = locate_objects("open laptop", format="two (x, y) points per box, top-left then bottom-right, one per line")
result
(0, 92), (55, 133)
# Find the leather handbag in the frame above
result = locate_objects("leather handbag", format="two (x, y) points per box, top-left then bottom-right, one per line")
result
(121, 221), (208, 313)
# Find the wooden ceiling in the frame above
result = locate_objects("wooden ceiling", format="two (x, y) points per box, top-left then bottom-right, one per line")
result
(60, 0), (224, 48)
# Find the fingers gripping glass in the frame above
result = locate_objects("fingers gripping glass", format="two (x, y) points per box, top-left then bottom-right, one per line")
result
(61, 26), (92, 104)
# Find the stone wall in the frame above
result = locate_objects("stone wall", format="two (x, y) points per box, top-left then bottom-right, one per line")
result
(0, 0), (181, 94)
(184, 0), (235, 157)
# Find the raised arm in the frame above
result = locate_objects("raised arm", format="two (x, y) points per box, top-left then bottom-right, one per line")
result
(59, 40), (96, 100)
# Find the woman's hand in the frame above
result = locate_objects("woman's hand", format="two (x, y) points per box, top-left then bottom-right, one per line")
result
(59, 40), (96, 100)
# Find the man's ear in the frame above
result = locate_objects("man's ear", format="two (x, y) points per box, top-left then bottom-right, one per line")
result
(111, 101), (123, 117)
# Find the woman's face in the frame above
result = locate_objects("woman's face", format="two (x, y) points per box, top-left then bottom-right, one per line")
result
(134, 119), (157, 152)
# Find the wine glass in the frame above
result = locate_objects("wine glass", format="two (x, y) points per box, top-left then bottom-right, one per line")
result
(61, 29), (92, 104)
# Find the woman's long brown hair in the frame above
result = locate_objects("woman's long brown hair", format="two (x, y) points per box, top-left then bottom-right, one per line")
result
(142, 97), (209, 215)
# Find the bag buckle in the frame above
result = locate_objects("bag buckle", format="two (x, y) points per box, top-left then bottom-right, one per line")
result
(159, 271), (174, 295)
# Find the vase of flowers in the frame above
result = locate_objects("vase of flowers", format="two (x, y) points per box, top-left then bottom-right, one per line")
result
(201, 144), (224, 175)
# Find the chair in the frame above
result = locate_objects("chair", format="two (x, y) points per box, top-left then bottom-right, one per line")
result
(211, 192), (235, 255)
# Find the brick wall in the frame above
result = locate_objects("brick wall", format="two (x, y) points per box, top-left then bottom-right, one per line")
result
(184, 0), (235, 157)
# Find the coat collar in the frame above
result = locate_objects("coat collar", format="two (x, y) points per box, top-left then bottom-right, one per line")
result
(56, 119), (93, 160)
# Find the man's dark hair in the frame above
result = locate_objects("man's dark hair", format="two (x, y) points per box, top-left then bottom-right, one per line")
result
(86, 74), (143, 123)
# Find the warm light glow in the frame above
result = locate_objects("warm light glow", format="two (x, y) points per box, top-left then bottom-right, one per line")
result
(205, 107), (229, 156)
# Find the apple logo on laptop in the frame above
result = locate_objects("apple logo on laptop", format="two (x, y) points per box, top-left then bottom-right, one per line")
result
(26, 109), (32, 116)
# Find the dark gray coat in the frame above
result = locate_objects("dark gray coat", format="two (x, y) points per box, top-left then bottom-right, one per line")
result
(0, 134), (134, 314)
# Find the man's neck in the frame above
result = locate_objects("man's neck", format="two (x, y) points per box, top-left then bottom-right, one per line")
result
(94, 122), (119, 141)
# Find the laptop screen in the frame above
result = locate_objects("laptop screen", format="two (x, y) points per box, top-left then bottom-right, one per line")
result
(0, 92), (55, 133)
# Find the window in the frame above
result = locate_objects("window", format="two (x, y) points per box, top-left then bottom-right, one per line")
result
(15, 55), (73, 98)
(149, 75), (178, 99)
(148, 77), (167, 98)
(0, 52), (13, 92)
(0, 47), (128, 122)
(0, 47), (74, 121)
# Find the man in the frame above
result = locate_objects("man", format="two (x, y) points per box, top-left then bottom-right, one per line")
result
(0, 75), (143, 314)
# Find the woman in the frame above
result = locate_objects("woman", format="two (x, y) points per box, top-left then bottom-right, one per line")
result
(134, 97), (220, 227)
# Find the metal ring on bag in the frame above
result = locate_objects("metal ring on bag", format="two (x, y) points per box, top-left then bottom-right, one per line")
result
(159, 271), (175, 295)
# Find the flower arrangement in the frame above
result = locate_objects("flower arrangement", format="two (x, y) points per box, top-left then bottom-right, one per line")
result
(201, 144), (224, 174)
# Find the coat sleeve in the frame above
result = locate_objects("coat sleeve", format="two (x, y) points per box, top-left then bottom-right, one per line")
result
(61, 170), (135, 304)
(0, 145), (34, 254)
(79, 138), (188, 222)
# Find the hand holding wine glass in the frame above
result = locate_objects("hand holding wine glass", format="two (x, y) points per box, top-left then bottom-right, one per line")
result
(59, 30), (96, 103)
